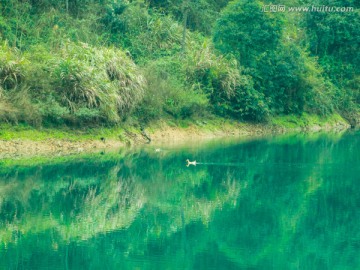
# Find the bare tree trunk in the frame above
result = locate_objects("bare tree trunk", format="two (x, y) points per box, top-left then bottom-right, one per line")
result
(65, 0), (69, 13)
(182, 0), (188, 54)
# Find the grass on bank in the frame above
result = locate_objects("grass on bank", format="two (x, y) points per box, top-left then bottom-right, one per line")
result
(270, 113), (348, 129)
(0, 113), (351, 142)
(0, 116), (228, 141)
(0, 123), (129, 141)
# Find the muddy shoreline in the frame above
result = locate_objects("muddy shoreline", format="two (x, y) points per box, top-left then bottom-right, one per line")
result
(0, 117), (352, 160)
(0, 139), (124, 159)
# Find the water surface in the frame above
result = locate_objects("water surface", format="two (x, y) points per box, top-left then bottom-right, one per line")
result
(0, 130), (359, 269)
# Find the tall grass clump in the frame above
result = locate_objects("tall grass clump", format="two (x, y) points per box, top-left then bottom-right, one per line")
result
(0, 43), (41, 124)
(0, 41), (146, 126)
(47, 42), (146, 125)
(0, 44), (20, 121)
(0, 43), (25, 91)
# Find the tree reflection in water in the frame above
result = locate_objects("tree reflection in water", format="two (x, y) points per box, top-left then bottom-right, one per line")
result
(0, 130), (359, 269)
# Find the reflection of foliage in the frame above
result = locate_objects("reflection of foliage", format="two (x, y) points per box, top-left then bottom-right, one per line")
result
(145, 169), (243, 237)
(1, 131), (359, 269)
(0, 142), (243, 247)
(64, 171), (145, 241)
(0, 164), (145, 243)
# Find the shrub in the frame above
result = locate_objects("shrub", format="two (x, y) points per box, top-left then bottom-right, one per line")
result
(102, 2), (183, 60)
(136, 58), (209, 123)
(213, 74), (271, 121)
(300, 56), (336, 116)
(7, 85), (42, 125)
(0, 87), (17, 122)
(182, 41), (270, 120)
(184, 40), (241, 98)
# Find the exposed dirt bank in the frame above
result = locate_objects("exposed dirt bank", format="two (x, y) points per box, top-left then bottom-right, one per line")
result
(0, 116), (352, 159)
(148, 119), (351, 146)
(0, 139), (124, 159)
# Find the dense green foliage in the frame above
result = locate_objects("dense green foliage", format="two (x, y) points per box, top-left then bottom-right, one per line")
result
(304, 1), (360, 112)
(0, 0), (358, 126)
(213, 0), (359, 118)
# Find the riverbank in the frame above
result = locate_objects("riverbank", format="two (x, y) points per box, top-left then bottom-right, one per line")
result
(0, 113), (353, 159)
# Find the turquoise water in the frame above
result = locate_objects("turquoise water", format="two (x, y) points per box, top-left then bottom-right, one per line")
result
(0, 130), (359, 269)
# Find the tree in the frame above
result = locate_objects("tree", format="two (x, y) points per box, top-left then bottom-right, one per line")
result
(304, 0), (360, 109)
(148, 0), (230, 35)
(213, 0), (282, 67)
(213, 0), (335, 115)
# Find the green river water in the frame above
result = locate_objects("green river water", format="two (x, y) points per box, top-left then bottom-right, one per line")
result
(0, 130), (359, 269)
